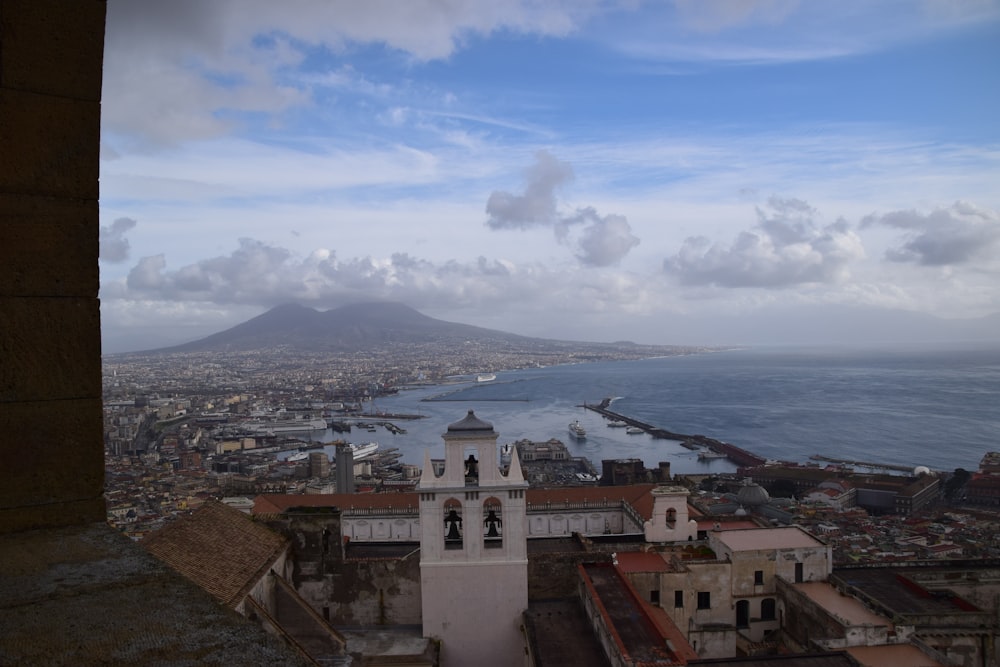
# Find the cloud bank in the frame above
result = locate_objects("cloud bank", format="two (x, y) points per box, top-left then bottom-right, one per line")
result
(864, 201), (1000, 267)
(663, 197), (865, 288)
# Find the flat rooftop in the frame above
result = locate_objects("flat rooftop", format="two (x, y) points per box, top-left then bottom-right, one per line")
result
(714, 526), (824, 552)
(524, 599), (611, 667)
(583, 564), (695, 665)
(832, 568), (980, 617)
(338, 625), (437, 664)
(794, 582), (891, 628)
(846, 643), (945, 667)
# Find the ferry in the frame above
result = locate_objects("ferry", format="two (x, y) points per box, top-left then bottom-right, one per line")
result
(568, 420), (587, 440)
(286, 451), (309, 462)
(243, 418), (328, 435)
(350, 442), (379, 461)
(698, 449), (727, 460)
(626, 426), (644, 435)
(476, 373), (497, 383)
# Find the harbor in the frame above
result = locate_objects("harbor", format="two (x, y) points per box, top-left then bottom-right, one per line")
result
(582, 399), (768, 467)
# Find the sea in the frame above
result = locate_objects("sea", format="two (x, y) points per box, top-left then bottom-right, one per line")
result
(307, 343), (1000, 476)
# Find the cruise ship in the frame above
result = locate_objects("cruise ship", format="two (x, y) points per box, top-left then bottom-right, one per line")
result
(243, 418), (328, 436)
(350, 442), (379, 461)
(568, 420), (587, 440)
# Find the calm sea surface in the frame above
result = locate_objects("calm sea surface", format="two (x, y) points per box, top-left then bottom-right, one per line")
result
(314, 344), (1000, 475)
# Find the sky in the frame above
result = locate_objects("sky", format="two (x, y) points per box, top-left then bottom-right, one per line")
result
(98, 0), (1000, 352)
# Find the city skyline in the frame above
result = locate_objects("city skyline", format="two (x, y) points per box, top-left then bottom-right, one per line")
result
(98, 1), (1000, 352)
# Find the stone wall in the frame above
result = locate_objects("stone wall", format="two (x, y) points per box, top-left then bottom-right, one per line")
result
(0, 0), (107, 533)
(268, 508), (423, 626)
(528, 540), (613, 599)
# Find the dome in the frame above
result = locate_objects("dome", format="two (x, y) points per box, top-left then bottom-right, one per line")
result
(446, 409), (494, 433)
(736, 479), (770, 507)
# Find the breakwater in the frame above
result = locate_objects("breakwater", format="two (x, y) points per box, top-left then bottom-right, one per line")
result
(583, 400), (767, 467)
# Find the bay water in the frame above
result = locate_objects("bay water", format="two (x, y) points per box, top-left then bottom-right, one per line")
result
(315, 344), (1000, 476)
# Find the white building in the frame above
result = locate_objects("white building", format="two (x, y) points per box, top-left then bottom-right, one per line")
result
(417, 410), (530, 666)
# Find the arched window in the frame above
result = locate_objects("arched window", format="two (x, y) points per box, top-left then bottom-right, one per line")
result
(761, 598), (776, 621)
(443, 498), (463, 550)
(483, 497), (503, 549)
(665, 507), (677, 527)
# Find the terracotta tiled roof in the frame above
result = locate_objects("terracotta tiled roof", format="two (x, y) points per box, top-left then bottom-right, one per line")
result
(142, 500), (289, 608)
(614, 551), (671, 573)
(253, 483), (661, 519)
(527, 484), (658, 519)
(254, 492), (419, 514)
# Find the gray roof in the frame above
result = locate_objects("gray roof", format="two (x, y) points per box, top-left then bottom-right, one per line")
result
(446, 409), (495, 433)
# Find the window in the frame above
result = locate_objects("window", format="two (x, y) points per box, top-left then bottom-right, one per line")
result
(650, 590), (660, 605)
(736, 599), (749, 628)
(761, 598), (776, 621)
(674, 590), (684, 608)
(754, 570), (764, 585)
(697, 592), (711, 610)
(795, 562), (804, 583)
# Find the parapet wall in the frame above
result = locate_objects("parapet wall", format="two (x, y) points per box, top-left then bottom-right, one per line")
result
(0, 0), (107, 533)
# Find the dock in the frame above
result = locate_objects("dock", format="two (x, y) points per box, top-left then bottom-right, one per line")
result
(582, 401), (767, 467)
(810, 455), (915, 473)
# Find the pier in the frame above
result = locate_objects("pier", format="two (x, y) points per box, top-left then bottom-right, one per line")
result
(809, 455), (916, 474)
(582, 400), (767, 467)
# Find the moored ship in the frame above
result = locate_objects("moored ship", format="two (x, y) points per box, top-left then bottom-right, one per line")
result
(243, 418), (328, 435)
(350, 442), (380, 461)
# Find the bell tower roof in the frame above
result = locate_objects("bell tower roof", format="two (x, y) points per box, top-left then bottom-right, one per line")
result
(446, 410), (494, 433)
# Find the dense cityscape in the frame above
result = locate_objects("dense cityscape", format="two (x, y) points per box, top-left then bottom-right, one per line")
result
(7, 5), (1000, 665)
(98, 340), (1000, 665)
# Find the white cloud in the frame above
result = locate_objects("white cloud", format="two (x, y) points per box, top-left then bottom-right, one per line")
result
(486, 151), (573, 229)
(863, 201), (1000, 267)
(486, 151), (641, 266)
(663, 197), (866, 288)
(99, 217), (137, 263)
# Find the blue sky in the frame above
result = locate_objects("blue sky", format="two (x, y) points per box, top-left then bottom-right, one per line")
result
(98, 1), (1000, 352)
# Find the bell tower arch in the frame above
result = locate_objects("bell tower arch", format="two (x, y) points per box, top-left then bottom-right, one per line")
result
(418, 410), (528, 666)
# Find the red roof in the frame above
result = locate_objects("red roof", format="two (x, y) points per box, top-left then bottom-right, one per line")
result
(254, 483), (661, 519)
(615, 551), (672, 573)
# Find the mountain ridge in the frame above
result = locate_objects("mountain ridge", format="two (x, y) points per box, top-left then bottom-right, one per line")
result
(147, 301), (611, 354)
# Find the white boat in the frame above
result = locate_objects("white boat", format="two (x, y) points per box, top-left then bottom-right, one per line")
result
(698, 449), (727, 460)
(568, 420), (587, 440)
(286, 451), (309, 462)
(607, 420), (627, 428)
(476, 373), (497, 383)
(626, 426), (644, 435)
(349, 442), (379, 461)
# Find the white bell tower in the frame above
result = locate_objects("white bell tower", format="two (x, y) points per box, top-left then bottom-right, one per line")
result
(418, 410), (529, 666)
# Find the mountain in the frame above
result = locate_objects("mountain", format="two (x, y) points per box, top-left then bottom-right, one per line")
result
(155, 302), (571, 354)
